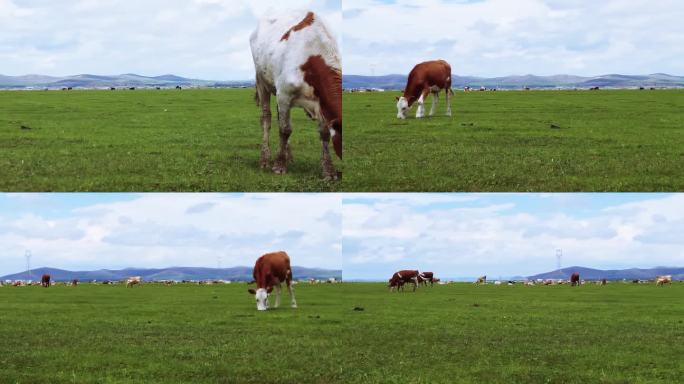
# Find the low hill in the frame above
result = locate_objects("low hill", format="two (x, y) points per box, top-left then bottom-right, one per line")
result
(343, 73), (684, 90)
(528, 266), (684, 281)
(0, 266), (341, 282)
(0, 73), (253, 89)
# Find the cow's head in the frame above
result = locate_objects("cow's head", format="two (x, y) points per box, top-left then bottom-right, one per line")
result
(396, 96), (409, 119)
(329, 119), (342, 159)
(248, 287), (274, 311)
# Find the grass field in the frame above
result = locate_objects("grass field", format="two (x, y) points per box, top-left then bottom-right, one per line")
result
(345, 89), (684, 191)
(0, 89), (341, 192)
(1, 282), (682, 383)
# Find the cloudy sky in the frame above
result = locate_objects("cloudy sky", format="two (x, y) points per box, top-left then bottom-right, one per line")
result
(0, 193), (342, 276)
(344, 0), (684, 76)
(0, 0), (341, 79)
(343, 193), (684, 280)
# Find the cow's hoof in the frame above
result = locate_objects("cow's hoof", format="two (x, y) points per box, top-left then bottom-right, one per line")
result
(260, 160), (271, 169)
(272, 165), (287, 174)
(292, 304), (298, 308)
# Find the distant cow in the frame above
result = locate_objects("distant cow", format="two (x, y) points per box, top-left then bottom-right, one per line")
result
(175, 86), (182, 90)
(418, 272), (435, 287)
(656, 275), (672, 286)
(41, 274), (51, 288)
(247, 251), (297, 311)
(570, 273), (580, 287)
(251, 10), (342, 180)
(71, 279), (78, 286)
(475, 275), (487, 285)
(389, 270), (420, 292)
(129, 87), (136, 90)
(396, 60), (453, 119)
(601, 279), (607, 285)
(110, 87), (116, 91)
(126, 276), (142, 287)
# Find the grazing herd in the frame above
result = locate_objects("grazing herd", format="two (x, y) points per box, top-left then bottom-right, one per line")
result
(388, 270), (438, 292)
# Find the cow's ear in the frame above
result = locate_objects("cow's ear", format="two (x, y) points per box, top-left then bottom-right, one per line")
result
(395, 96), (400, 101)
(248, 289), (256, 294)
(267, 287), (273, 294)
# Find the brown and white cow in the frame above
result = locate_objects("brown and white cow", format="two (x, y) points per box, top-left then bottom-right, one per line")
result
(396, 60), (453, 119)
(475, 275), (487, 285)
(126, 276), (142, 287)
(656, 275), (672, 286)
(251, 11), (342, 180)
(570, 272), (580, 287)
(247, 251), (297, 311)
(41, 274), (50, 288)
(388, 270), (420, 292)
(418, 271), (435, 287)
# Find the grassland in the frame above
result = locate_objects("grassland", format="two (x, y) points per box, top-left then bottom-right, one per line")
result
(0, 89), (341, 191)
(1, 282), (682, 383)
(345, 89), (684, 191)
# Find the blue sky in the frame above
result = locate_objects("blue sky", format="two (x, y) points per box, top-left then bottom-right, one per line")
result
(344, 0), (684, 76)
(0, 193), (342, 276)
(342, 194), (684, 280)
(0, 0), (341, 79)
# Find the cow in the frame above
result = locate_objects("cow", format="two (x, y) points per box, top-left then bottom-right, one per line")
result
(41, 274), (50, 288)
(656, 275), (672, 286)
(388, 270), (420, 292)
(251, 10), (342, 180)
(175, 85), (182, 90)
(396, 60), (453, 120)
(71, 279), (78, 287)
(126, 276), (142, 287)
(475, 275), (487, 285)
(418, 271), (435, 287)
(247, 251), (297, 311)
(601, 278), (607, 285)
(570, 272), (580, 287)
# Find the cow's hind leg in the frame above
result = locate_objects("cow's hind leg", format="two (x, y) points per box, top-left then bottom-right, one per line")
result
(445, 89), (453, 117)
(273, 95), (293, 174)
(319, 121), (337, 180)
(256, 81), (272, 169)
(287, 281), (297, 308)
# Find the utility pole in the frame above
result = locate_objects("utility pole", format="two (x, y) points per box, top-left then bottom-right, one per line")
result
(25, 250), (32, 281)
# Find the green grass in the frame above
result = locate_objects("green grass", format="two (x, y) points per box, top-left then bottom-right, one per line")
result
(0, 89), (341, 191)
(1, 282), (682, 383)
(345, 89), (684, 191)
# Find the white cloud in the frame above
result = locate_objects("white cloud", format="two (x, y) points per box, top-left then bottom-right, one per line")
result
(342, 194), (684, 279)
(0, 193), (342, 275)
(343, 0), (684, 76)
(0, 0), (341, 79)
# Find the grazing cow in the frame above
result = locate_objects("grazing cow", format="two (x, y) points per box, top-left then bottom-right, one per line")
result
(110, 87), (116, 91)
(601, 278), (607, 285)
(247, 251), (297, 311)
(41, 274), (51, 288)
(570, 272), (580, 287)
(129, 87), (136, 90)
(126, 276), (142, 287)
(418, 272), (435, 287)
(475, 275), (487, 285)
(176, 85), (182, 90)
(656, 275), (672, 286)
(388, 270), (420, 292)
(396, 60), (453, 119)
(251, 10), (342, 180)
(632, 279), (640, 284)
(71, 279), (78, 286)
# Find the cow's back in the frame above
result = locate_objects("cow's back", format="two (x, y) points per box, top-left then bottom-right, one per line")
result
(254, 251), (291, 284)
(250, 11), (340, 89)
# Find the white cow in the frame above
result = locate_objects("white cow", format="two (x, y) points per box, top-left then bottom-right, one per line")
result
(656, 275), (672, 286)
(126, 276), (142, 287)
(250, 10), (342, 180)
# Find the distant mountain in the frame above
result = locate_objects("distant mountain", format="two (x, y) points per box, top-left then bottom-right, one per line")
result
(0, 73), (254, 89)
(528, 266), (684, 281)
(0, 266), (341, 282)
(343, 73), (684, 90)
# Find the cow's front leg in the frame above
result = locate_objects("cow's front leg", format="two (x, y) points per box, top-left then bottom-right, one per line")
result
(415, 90), (428, 118)
(273, 96), (293, 174)
(259, 91), (272, 169)
(319, 121), (337, 180)
(429, 91), (439, 117)
(274, 284), (281, 308)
